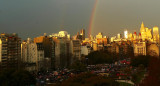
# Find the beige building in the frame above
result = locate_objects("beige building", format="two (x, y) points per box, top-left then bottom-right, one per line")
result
(93, 43), (98, 51)
(96, 32), (103, 39)
(107, 43), (119, 54)
(153, 26), (159, 43)
(133, 42), (146, 56)
(81, 46), (89, 55)
(147, 43), (159, 57)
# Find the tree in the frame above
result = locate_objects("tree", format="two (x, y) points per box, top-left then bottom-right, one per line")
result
(0, 69), (36, 86)
(130, 55), (151, 68)
(139, 57), (160, 86)
(86, 51), (113, 65)
(69, 61), (87, 72)
(131, 70), (145, 85)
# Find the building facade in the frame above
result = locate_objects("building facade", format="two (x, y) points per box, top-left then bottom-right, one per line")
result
(133, 42), (146, 56)
(71, 40), (81, 61)
(0, 33), (21, 70)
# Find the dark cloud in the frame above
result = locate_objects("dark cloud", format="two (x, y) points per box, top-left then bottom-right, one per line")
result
(0, 0), (160, 39)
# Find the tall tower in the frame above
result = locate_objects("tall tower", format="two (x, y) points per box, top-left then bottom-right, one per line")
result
(153, 26), (159, 43)
(124, 30), (128, 39)
(140, 22), (145, 33)
(80, 29), (85, 40)
(140, 22), (147, 41)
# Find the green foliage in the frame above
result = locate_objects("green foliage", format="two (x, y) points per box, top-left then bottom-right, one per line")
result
(130, 55), (151, 68)
(60, 72), (119, 86)
(86, 51), (113, 65)
(69, 61), (87, 72)
(0, 69), (36, 86)
(131, 70), (145, 84)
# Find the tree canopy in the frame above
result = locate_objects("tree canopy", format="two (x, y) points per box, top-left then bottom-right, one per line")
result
(0, 69), (36, 86)
(86, 51), (113, 65)
(69, 61), (87, 72)
(130, 55), (151, 68)
(139, 57), (160, 86)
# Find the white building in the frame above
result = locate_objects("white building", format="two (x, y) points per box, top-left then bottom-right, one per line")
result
(50, 31), (70, 39)
(21, 38), (38, 63)
(21, 38), (44, 71)
(124, 30), (128, 39)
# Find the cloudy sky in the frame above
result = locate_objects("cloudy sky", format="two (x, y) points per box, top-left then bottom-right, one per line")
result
(0, 0), (160, 39)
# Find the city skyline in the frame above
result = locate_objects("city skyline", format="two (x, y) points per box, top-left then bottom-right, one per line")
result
(1, 0), (160, 85)
(1, 0), (160, 39)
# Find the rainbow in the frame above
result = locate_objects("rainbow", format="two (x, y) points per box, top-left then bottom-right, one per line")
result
(88, 0), (99, 37)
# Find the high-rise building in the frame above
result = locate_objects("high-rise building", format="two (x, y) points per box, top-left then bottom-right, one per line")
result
(140, 22), (145, 33)
(50, 31), (72, 69)
(117, 33), (121, 39)
(71, 40), (81, 61)
(34, 35), (52, 70)
(124, 30), (128, 39)
(53, 38), (72, 69)
(21, 38), (44, 71)
(75, 29), (85, 41)
(0, 33), (21, 70)
(80, 29), (85, 40)
(120, 41), (134, 58)
(139, 22), (152, 41)
(140, 22), (147, 41)
(76, 32), (83, 40)
(21, 38), (37, 63)
(145, 28), (152, 40)
(153, 26), (159, 43)
(34, 36), (52, 59)
(110, 42), (119, 54)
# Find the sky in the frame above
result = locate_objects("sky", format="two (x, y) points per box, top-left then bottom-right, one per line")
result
(0, 0), (160, 39)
